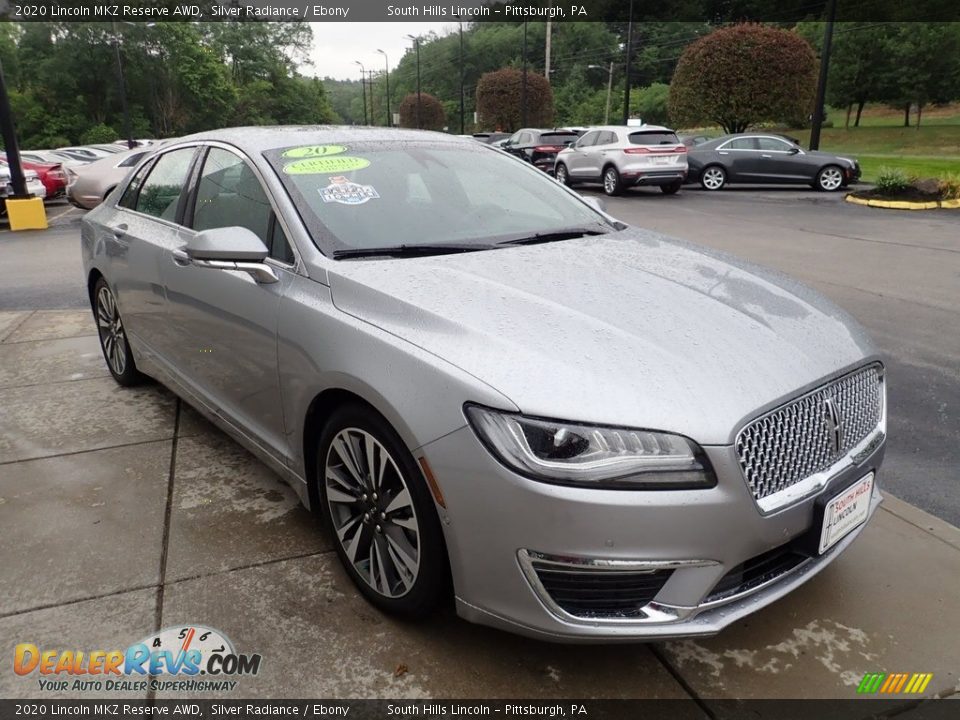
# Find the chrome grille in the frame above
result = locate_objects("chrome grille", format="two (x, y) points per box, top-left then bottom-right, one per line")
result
(736, 365), (883, 505)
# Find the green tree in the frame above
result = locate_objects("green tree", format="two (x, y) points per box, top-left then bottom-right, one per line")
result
(476, 68), (553, 131)
(885, 23), (960, 127)
(398, 92), (446, 130)
(80, 123), (118, 144)
(634, 83), (670, 125)
(668, 23), (817, 132)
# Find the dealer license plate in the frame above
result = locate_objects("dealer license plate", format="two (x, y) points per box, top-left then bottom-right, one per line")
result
(818, 473), (874, 554)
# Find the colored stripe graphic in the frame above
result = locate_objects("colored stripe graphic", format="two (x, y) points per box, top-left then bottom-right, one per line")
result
(857, 672), (933, 694)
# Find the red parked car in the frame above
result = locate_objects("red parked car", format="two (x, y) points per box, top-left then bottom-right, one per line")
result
(1, 156), (67, 199)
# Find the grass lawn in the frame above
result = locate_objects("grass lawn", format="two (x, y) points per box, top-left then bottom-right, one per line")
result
(855, 156), (960, 184)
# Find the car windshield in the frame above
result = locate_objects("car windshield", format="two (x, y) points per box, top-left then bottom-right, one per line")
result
(629, 131), (680, 145)
(264, 141), (612, 257)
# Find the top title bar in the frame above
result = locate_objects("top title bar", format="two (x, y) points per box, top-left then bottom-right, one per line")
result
(1, 0), (958, 22)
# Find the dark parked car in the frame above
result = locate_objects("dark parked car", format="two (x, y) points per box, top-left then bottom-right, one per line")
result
(679, 134), (712, 147)
(687, 134), (861, 191)
(500, 128), (580, 173)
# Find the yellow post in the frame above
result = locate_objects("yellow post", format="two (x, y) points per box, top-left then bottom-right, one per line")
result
(5, 197), (48, 230)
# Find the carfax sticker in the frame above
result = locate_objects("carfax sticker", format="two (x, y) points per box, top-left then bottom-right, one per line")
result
(319, 176), (380, 205)
(282, 144), (347, 158)
(282, 156), (370, 174)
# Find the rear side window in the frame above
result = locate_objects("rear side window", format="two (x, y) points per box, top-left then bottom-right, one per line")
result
(628, 131), (680, 146)
(133, 148), (196, 221)
(540, 133), (578, 146)
(117, 152), (147, 169)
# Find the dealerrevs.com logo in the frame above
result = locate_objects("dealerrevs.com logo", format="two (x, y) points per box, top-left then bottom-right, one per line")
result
(14, 625), (262, 693)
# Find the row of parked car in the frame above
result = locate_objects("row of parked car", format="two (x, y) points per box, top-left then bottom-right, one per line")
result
(1, 139), (156, 213)
(471, 125), (861, 197)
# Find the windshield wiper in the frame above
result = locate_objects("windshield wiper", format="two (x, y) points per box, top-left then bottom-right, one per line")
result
(496, 227), (609, 247)
(333, 243), (496, 260)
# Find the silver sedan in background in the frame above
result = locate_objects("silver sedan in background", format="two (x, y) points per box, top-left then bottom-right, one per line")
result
(81, 128), (886, 641)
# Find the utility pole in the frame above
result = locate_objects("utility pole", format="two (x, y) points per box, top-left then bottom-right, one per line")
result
(622, 0), (634, 125)
(588, 63), (615, 124)
(521, 21), (528, 127)
(809, 0), (838, 150)
(375, 49), (391, 127)
(545, 20), (552, 82)
(353, 61), (368, 125)
(112, 22), (135, 149)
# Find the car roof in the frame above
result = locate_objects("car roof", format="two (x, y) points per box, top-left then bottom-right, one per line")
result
(583, 124), (677, 134)
(172, 126), (472, 154)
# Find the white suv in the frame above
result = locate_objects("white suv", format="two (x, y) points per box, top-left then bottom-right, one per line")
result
(554, 125), (688, 196)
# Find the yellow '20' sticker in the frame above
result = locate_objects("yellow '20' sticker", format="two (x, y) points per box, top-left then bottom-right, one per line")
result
(281, 145), (347, 158)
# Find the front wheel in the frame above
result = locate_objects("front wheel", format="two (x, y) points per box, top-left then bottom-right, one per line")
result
(660, 181), (682, 195)
(555, 163), (571, 186)
(602, 166), (623, 196)
(700, 165), (726, 191)
(816, 165), (844, 192)
(93, 277), (145, 386)
(317, 403), (448, 619)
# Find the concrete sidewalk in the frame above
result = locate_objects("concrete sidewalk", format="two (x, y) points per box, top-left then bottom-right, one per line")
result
(1, 309), (958, 709)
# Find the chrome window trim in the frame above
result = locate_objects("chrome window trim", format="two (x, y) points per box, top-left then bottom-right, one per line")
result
(517, 549), (715, 625)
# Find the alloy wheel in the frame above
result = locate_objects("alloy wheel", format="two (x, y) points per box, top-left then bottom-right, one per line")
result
(96, 285), (127, 376)
(702, 166), (725, 190)
(556, 165), (568, 185)
(819, 166), (843, 191)
(324, 428), (421, 598)
(603, 168), (617, 195)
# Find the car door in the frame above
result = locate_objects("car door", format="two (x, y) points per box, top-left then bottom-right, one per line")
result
(756, 137), (808, 182)
(106, 146), (201, 364)
(718, 137), (761, 181)
(503, 131), (526, 160)
(566, 130), (600, 178)
(161, 145), (298, 462)
(587, 131), (619, 177)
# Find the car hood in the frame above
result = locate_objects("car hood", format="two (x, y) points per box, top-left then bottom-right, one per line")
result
(328, 229), (876, 445)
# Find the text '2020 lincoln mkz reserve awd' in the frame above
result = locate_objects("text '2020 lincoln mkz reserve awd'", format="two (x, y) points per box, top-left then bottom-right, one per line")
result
(81, 127), (886, 641)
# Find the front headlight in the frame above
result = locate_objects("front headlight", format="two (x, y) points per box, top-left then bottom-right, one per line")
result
(465, 405), (715, 489)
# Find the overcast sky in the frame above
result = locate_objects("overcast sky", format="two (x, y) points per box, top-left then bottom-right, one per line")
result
(305, 23), (458, 81)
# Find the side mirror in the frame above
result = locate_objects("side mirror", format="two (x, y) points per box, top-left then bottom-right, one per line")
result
(581, 196), (607, 213)
(178, 227), (278, 284)
(788, 147), (801, 155)
(185, 226), (268, 261)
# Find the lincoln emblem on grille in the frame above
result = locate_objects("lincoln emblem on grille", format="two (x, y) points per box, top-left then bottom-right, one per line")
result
(824, 397), (844, 453)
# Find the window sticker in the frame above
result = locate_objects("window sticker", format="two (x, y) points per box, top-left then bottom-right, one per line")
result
(319, 176), (380, 205)
(281, 145), (347, 159)
(282, 156), (370, 175)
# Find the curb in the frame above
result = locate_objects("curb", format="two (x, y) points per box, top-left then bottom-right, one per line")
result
(881, 494), (960, 553)
(845, 194), (958, 210)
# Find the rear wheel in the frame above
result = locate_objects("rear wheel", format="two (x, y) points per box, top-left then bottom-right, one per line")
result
(317, 403), (447, 619)
(602, 165), (623, 196)
(816, 165), (844, 192)
(93, 277), (145, 386)
(700, 165), (726, 191)
(660, 181), (682, 195)
(555, 163), (571, 186)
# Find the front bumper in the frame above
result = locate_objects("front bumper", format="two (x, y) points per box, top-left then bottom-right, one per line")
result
(421, 425), (884, 641)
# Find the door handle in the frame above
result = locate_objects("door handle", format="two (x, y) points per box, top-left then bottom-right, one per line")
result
(718, 151), (729, 155)
(761, 154), (773, 158)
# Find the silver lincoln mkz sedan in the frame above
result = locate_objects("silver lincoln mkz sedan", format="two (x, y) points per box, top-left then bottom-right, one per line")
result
(82, 128), (886, 641)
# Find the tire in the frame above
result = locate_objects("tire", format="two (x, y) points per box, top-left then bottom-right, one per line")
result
(555, 163), (571, 186)
(317, 403), (447, 619)
(816, 165), (844, 192)
(602, 165), (623, 196)
(700, 165), (726, 191)
(92, 277), (146, 387)
(660, 181), (682, 195)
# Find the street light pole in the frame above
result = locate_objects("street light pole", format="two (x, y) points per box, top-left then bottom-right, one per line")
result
(405, 35), (422, 129)
(458, 21), (465, 134)
(375, 49), (391, 127)
(352, 60), (368, 125)
(589, 62), (615, 124)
